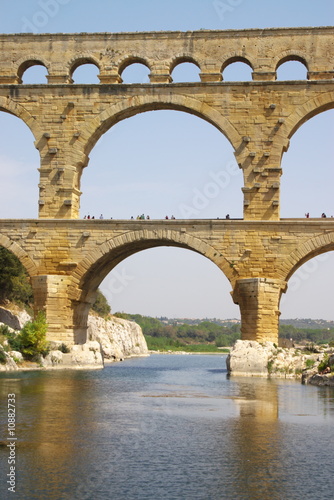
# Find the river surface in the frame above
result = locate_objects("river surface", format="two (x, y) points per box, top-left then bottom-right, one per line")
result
(1, 354), (334, 500)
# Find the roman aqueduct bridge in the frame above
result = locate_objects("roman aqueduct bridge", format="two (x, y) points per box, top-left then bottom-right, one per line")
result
(0, 27), (333, 343)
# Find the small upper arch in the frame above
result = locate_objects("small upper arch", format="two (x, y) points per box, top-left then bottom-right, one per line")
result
(275, 53), (309, 72)
(68, 55), (101, 82)
(118, 56), (151, 78)
(16, 56), (50, 83)
(169, 55), (201, 75)
(221, 56), (254, 81)
(221, 56), (254, 74)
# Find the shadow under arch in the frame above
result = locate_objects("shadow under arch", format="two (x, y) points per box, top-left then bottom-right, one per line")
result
(280, 231), (334, 283)
(81, 93), (240, 159)
(71, 229), (237, 304)
(0, 234), (38, 277)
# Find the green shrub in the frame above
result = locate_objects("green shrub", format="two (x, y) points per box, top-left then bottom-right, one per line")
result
(0, 247), (33, 307)
(58, 343), (70, 353)
(91, 290), (111, 317)
(18, 312), (49, 361)
(305, 358), (315, 369)
(318, 355), (329, 373)
(0, 348), (7, 364)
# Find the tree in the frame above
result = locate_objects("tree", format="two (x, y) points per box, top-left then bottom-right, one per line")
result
(91, 289), (111, 317)
(0, 247), (33, 306)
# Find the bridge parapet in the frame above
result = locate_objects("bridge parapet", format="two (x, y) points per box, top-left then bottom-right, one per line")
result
(0, 28), (333, 84)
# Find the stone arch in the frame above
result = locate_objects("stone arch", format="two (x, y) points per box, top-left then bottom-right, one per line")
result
(70, 229), (238, 302)
(0, 96), (42, 145)
(169, 55), (202, 74)
(15, 56), (50, 83)
(278, 91), (334, 159)
(275, 52), (309, 72)
(221, 56), (254, 74)
(280, 231), (334, 282)
(118, 56), (151, 77)
(68, 54), (101, 80)
(0, 234), (38, 277)
(81, 93), (241, 160)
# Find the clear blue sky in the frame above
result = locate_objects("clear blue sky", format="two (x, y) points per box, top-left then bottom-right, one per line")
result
(0, 0), (333, 320)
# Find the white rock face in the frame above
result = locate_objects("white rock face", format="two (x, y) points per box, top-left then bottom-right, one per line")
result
(87, 315), (149, 361)
(0, 304), (148, 370)
(0, 352), (18, 371)
(0, 306), (31, 330)
(42, 341), (104, 369)
(227, 340), (334, 380)
(227, 340), (276, 376)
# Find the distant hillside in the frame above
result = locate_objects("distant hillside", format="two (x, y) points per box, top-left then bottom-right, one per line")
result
(115, 313), (334, 347)
(280, 318), (334, 329)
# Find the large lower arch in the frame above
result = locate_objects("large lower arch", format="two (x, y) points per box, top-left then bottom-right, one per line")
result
(280, 231), (334, 282)
(68, 229), (238, 343)
(279, 91), (334, 161)
(0, 97), (42, 144)
(81, 93), (241, 159)
(72, 229), (237, 303)
(0, 233), (38, 277)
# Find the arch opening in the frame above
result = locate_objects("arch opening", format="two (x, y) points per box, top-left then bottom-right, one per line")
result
(74, 240), (239, 341)
(0, 110), (40, 218)
(276, 58), (308, 80)
(280, 108), (334, 218)
(71, 62), (100, 84)
(280, 250), (334, 324)
(19, 62), (48, 84)
(120, 61), (151, 84)
(222, 59), (253, 81)
(171, 60), (201, 82)
(79, 109), (243, 220)
(100, 247), (239, 319)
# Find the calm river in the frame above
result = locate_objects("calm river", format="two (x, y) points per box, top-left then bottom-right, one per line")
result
(1, 354), (334, 500)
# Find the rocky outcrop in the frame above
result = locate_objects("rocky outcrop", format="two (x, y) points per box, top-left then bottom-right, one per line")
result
(0, 305), (148, 370)
(87, 314), (149, 361)
(0, 305), (30, 330)
(227, 340), (334, 384)
(42, 341), (104, 370)
(226, 340), (276, 376)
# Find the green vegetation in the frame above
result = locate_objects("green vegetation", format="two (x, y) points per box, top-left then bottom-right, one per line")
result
(57, 343), (71, 353)
(305, 358), (315, 369)
(115, 313), (239, 351)
(16, 312), (49, 361)
(2, 312), (49, 362)
(144, 335), (227, 353)
(279, 323), (334, 345)
(0, 347), (7, 364)
(91, 289), (111, 317)
(317, 354), (334, 373)
(0, 247), (33, 308)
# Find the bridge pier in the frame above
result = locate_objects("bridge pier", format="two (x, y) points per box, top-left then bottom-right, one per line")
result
(232, 278), (287, 343)
(31, 275), (79, 345)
